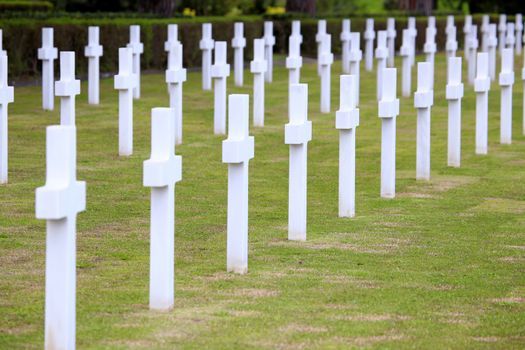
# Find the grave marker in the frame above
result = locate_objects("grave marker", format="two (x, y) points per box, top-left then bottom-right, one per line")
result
(386, 18), (396, 67)
(232, 22), (246, 87)
(263, 21), (275, 83)
(378, 68), (399, 198)
(211, 42), (230, 134)
(407, 17), (417, 66)
(499, 48), (514, 144)
(222, 94), (254, 274)
(522, 51), (525, 135)
(36, 125), (86, 350)
(498, 15), (507, 54)
(400, 29), (412, 97)
(481, 15), (490, 52)
(251, 39), (267, 127)
(200, 23), (214, 90)
(445, 15), (455, 36)
(164, 24), (179, 54)
(285, 84), (311, 240)
(143, 107), (182, 311)
(286, 32), (302, 86)
(446, 26), (458, 60)
(84, 26), (103, 105)
(364, 19), (375, 71)
(341, 19), (351, 73)
(446, 57), (464, 167)
(316, 20), (327, 76)
(0, 29), (6, 56)
(336, 75), (359, 217)
(127, 25), (143, 99)
(463, 15), (472, 61)
(349, 33), (362, 106)
(467, 25), (478, 85)
(319, 34), (333, 113)
(0, 55), (13, 184)
(506, 23), (516, 51)
(424, 23), (437, 89)
(414, 62), (434, 181)
(166, 42), (187, 145)
(55, 52), (80, 126)
(38, 28), (57, 111)
(114, 47), (136, 156)
(488, 24), (498, 81)
(516, 14), (523, 55)
(291, 20), (303, 45)
(375, 31), (388, 100)
(474, 52), (490, 155)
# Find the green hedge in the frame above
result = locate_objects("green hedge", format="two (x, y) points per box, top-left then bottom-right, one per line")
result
(0, 1), (53, 12)
(0, 14), (501, 82)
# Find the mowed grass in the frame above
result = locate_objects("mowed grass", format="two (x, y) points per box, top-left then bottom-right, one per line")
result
(1, 51), (525, 349)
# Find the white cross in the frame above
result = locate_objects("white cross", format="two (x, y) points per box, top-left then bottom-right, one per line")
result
(127, 25), (143, 99)
(55, 52), (80, 126)
(446, 57), (464, 167)
(400, 29), (412, 97)
(414, 62), (434, 181)
(474, 52), (490, 155)
(336, 75), (359, 217)
(446, 15), (455, 36)
(386, 18), (396, 67)
(143, 107), (182, 311)
(467, 25), (479, 85)
(446, 26), (458, 60)
(36, 125), (86, 350)
(211, 41), (230, 135)
(522, 44), (525, 135)
(285, 84), (311, 240)
(166, 41), (187, 145)
(424, 24), (437, 89)
(0, 29), (6, 56)
(263, 21), (275, 83)
(480, 15), (490, 52)
(164, 24), (179, 54)
(222, 94), (254, 274)
(506, 23), (516, 50)
(315, 19), (327, 76)
(84, 26), (103, 105)
(232, 22), (246, 87)
(515, 14), (523, 55)
(349, 32), (362, 106)
(364, 18), (375, 71)
(291, 20), (303, 45)
(319, 34), (333, 113)
(407, 17), (417, 67)
(114, 47), (136, 156)
(341, 19), (351, 74)
(498, 14), (507, 54)
(251, 39), (267, 127)
(463, 15), (472, 62)
(375, 31), (388, 101)
(38, 27), (57, 111)
(200, 23), (214, 91)
(0, 54), (14, 184)
(378, 68), (400, 198)
(286, 32), (302, 86)
(499, 48), (514, 144)
(487, 24), (498, 80)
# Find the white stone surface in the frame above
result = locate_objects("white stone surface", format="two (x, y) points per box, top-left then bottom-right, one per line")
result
(446, 16), (455, 36)
(84, 26), (103, 105)
(407, 17), (417, 66)
(414, 62), (434, 181)
(251, 39), (267, 127)
(463, 15), (472, 61)
(127, 25), (143, 99)
(341, 19), (351, 73)
(349, 32), (362, 106)
(291, 20), (303, 45)
(474, 52), (490, 155)
(0, 29), (6, 56)
(336, 75), (359, 217)
(400, 29), (412, 97)
(424, 24), (437, 89)
(516, 14), (523, 55)
(364, 18), (375, 72)
(143, 107), (182, 311)
(522, 49), (525, 135)
(498, 14), (507, 54)
(38, 28), (58, 111)
(446, 57), (464, 167)
(288, 21), (303, 85)
(378, 68), (399, 198)
(467, 25), (479, 85)
(285, 84), (311, 240)
(164, 24), (179, 53)
(375, 31), (388, 100)
(488, 24), (498, 81)
(499, 48), (514, 144)
(319, 34), (333, 113)
(55, 52), (80, 127)
(114, 47), (136, 156)
(222, 94), (254, 274)
(481, 15), (490, 52)
(200, 23), (214, 90)
(211, 42), (230, 135)
(0, 55), (13, 184)
(316, 19), (327, 76)
(506, 23), (516, 51)
(446, 26), (458, 60)
(36, 125), (86, 350)
(165, 42), (187, 145)
(232, 22), (246, 87)
(386, 18), (396, 67)
(263, 21), (275, 83)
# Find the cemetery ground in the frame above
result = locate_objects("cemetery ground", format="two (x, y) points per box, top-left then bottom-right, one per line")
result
(1, 53), (525, 349)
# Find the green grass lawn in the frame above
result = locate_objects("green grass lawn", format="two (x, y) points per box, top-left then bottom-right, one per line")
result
(1, 52), (524, 349)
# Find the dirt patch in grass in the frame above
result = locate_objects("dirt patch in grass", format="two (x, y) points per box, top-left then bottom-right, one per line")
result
(323, 274), (379, 289)
(490, 297), (525, 303)
(335, 314), (411, 322)
(226, 288), (280, 298)
(279, 323), (328, 333)
(399, 176), (476, 198)
(269, 238), (408, 254)
(333, 334), (407, 346)
(227, 309), (262, 317)
(472, 198), (525, 214)
(498, 256), (525, 263)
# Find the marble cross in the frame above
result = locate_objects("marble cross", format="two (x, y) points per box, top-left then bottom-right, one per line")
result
(488, 24), (498, 81)
(349, 33), (362, 106)
(263, 21), (275, 83)
(400, 29), (412, 97)
(291, 20), (303, 45)
(386, 18), (396, 67)
(467, 25), (479, 85)
(36, 125), (86, 350)
(424, 23), (437, 89)
(164, 24), (179, 54)
(114, 47), (136, 156)
(498, 14), (507, 54)
(286, 32), (302, 86)
(516, 14), (523, 55)
(446, 26), (458, 60)
(336, 75), (359, 217)
(222, 94), (254, 274)
(38, 27), (57, 111)
(319, 34), (333, 113)
(414, 62), (434, 181)
(211, 42), (230, 134)
(285, 84), (311, 241)
(474, 52), (490, 155)
(0, 29), (6, 56)
(84, 26), (103, 105)
(0, 55), (13, 184)
(499, 48), (514, 144)
(463, 15), (472, 61)
(55, 52), (80, 126)
(199, 23), (214, 90)
(251, 39), (267, 127)
(407, 17), (417, 67)
(127, 25), (143, 99)
(446, 57), (464, 167)
(341, 19), (351, 74)
(481, 15), (490, 52)
(364, 18), (375, 71)
(165, 41), (187, 145)
(143, 107), (182, 311)
(375, 31), (388, 100)
(232, 22), (246, 87)
(316, 19), (327, 76)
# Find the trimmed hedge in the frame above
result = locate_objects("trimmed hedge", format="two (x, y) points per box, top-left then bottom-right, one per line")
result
(0, 14), (502, 82)
(0, 1), (53, 12)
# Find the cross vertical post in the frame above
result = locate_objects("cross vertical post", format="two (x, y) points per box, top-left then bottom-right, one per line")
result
(400, 29), (412, 97)
(38, 27), (58, 111)
(127, 25), (143, 99)
(263, 21), (275, 83)
(166, 42), (187, 145)
(232, 22), (246, 87)
(84, 26), (103, 105)
(319, 34), (333, 113)
(55, 52), (81, 127)
(349, 33), (362, 106)
(499, 48), (514, 144)
(341, 19), (351, 73)
(446, 57), (464, 167)
(364, 19), (375, 71)
(375, 31), (388, 100)
(474, 52), (490, 155)
(251, 39), (267, 127)
(488, 24), (498, 81)
(211, 41), (230, 135)
(200, 23), (214, 90)
(414, 62), (434, 181)
(114, 47), (136, 156)
(315, 20), (327, 76)
(0, 55), (13, 184)
(386, 18), (396, 67)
